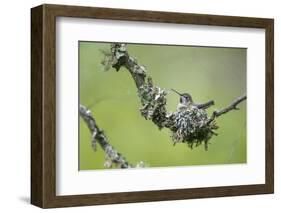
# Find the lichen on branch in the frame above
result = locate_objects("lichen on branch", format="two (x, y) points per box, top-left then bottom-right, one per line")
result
(102, 43), (169, 129)
(138, 77), (168, 129)
(79, 104), (132, 168)
(80, 105), (147, 169)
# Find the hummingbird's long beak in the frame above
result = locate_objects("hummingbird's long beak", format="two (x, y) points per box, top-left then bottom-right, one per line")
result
(171, 89), (183, 96)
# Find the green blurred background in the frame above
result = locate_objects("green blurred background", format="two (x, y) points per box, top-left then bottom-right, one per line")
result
(79, 42), (247, 170)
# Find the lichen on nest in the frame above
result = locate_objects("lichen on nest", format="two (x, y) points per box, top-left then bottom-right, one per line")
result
(167, 108), (218, 150)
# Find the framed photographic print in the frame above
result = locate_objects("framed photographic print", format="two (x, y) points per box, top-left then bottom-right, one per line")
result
(31, 4), (274, 208)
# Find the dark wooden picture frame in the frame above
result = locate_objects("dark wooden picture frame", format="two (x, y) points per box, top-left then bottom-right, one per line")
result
(31, 4), (274, 208)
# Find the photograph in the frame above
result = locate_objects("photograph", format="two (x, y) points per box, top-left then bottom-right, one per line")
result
(79, 42), (247, 170)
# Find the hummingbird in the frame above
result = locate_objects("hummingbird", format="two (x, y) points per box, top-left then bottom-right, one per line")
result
(171, 89), (215, 111)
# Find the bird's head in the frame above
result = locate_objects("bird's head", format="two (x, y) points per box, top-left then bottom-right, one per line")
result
(171, 89), (193, 105)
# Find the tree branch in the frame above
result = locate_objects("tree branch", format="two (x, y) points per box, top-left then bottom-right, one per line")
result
(208, 94), (247, 122)
(79, 104), (132, 168)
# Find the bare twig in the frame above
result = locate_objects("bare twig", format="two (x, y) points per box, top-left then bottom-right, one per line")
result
(209, 94), (247, 122)
(79, 104), (132, 168)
